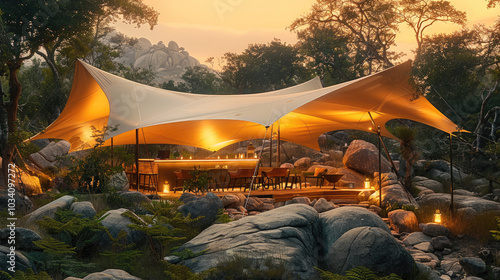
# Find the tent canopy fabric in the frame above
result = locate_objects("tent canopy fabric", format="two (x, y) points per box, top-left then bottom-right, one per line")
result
(30, 59), (460, 152)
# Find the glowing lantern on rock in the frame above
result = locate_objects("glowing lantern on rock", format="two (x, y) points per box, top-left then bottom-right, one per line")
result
(434, 210), (442, 224)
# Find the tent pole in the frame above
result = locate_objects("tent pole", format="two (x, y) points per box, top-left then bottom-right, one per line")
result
(378, 126), (382, 208)
(111, 137), (114, 168)
(269, 125), (274, 167)
(277, 122), (281, 167)
(449, 133), (454, 219)
(135, 129), (139, 191)
(244, 127), (269, 210)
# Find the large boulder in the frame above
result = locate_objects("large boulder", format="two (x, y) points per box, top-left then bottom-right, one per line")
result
(0, 245), (32, 272)
(369, 184), (417, 208)
(319, 206), (390, 261)
(171, 204), (320, 279)
(109, 172), (130, 192)
(178, 192), (223, 229)
(388, 209), (419, 233)
(25, 195), (75, 224)
(99, 208), (146, 248)
(330, 167), (365, 188)
(70, 201), (97, 219)
(0, 227), (42, 251)
(64, 269), (140, 280)
(29, 140), (70, 170)
(118, 191), (151, 214)
(0, 191), (32, 215)
(18, 171), (43, 196)
(325, 226), (416, 279)
(343, 140), (391, 177)
(294, 157), (311, 169)
(416, 193), (500, 221)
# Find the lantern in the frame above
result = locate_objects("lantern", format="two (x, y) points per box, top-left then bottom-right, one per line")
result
(434, 210), (442, 224)
(364, 178), (370, 189)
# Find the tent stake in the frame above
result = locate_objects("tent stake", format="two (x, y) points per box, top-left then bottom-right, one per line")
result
(136, 129), (139, 191)
(449, 133), (454, 219)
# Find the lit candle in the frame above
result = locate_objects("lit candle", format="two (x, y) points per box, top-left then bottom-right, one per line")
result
(189, 156), (193, 160)
(163, 182), (170, 193)
(180, 156), (183, 160)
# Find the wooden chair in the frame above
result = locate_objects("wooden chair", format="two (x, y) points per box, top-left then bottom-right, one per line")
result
(229, 168), (255, 191)
(261, 168), (289, 190)
(303, 168), (327, 188)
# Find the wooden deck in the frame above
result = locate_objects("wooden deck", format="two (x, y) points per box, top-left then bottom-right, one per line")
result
(154, 186), (368, 203)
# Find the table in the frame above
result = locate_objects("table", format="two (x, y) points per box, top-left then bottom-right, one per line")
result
(322, 174), (344, 190)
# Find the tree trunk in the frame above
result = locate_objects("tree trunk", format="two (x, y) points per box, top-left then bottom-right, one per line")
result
(2, 64), (22, 188)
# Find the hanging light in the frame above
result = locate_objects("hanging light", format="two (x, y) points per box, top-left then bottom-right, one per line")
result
(434, 210), (442, 224)
(364, 178), (371, 189)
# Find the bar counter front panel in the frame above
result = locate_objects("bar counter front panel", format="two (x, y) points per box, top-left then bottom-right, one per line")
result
(156, 159), (259, 192)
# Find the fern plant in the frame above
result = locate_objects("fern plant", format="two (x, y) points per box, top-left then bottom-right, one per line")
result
(36, 208), (106, 257)
(125, 200), (202, 261)
(99, 229), (142, 271)
(31, 237), (94, 279)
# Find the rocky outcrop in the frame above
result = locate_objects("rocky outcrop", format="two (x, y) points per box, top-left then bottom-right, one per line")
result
(343, 140), (391, 177)
(172, 204), (321, 279)
(112, 36), (201, 85)
(178, 192), (223, 229)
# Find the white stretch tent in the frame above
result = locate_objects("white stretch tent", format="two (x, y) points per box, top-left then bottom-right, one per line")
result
(30, 59), (460, 151)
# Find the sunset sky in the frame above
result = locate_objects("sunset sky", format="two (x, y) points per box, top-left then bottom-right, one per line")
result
(115, 0), (500, 66)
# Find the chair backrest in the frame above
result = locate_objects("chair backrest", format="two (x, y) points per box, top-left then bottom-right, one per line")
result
(272, 168), (289, 177)
(238, 168), (255, 178)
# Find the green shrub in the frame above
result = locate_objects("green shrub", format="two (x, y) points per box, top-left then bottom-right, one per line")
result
(36, 208), (105, 257)
(316, 266), (403, 280)
(61, 125), (133, 193)
(203, 254), (291, 280)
